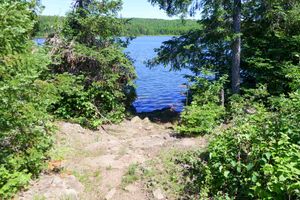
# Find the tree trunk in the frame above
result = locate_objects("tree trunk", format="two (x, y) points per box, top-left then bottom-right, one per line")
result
(231, 0), (241, 94)
(220, 89), (225, 107)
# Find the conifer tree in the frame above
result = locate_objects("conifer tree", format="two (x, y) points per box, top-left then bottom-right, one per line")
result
(47, 0), (136, 127)
(148, 0), (300, 94)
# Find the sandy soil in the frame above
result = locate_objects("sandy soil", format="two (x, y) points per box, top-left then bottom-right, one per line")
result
(17, 117), (207, 200)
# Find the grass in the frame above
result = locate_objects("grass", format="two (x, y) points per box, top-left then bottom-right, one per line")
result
(47, 134), (75, 161)
(33, 195), (46, 200)
(121, 163), (140, 188)
(73, 169), (102, 192)
(48, 145), (73, 161)
(142, 148), (190, 199)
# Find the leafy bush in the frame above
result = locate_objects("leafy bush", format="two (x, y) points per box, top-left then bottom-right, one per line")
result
(175, 89), (300, 199)
(0, 1), (55, 198)
(48, 73), (102, 128)
(177, 102), (224, 135)
(176, 76), (226, 135)
(46, 0), (136, 128)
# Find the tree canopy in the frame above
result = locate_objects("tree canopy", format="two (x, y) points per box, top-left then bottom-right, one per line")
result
(148, 1), (300, 199)
(148, 0), (300, 94)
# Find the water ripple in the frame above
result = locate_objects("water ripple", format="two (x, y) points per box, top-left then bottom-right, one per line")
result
(126, 36), (191, 113)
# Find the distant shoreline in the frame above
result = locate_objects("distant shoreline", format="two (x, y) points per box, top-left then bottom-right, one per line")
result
(34, 34), (178, 39)
(36, 16), (200, 38)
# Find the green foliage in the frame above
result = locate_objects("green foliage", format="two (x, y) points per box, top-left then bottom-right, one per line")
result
(123, 18), (199, 36)
(0, 1), (55, 198)
(122, 163), (140, 187)
(148, 0), (300, 95)
(36, 15), (63, 38)
(0, 1), (35, 54)
(143, 149), (196, 199)
(147, 2), (300, 198)
(62, 0), (124, 46)
(242, 0), (300, 94)
(49, 73), (102, 128)
(177, 103), (224, 135)
(174, 88), (300, 199)
(176, 76), (227, 135)
(46, 0), (136, 128)
(36, 16), (199, 37)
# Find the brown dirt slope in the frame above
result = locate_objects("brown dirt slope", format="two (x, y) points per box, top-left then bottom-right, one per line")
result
(17, 117), (207, 200)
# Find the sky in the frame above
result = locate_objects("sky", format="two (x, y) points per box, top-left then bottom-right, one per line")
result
(41, 0), (180, 19)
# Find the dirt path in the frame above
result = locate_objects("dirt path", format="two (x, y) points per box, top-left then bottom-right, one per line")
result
(17, 117), (207, 200)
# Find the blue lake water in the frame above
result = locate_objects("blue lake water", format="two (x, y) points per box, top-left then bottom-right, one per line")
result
(126, 36), (190, 113)
(35, 36), (190, 113)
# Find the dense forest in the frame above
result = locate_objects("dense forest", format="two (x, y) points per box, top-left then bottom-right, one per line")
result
(149, 0), (300, 199)
(36, 15), (199, 37)
(1, 0), (300, 199)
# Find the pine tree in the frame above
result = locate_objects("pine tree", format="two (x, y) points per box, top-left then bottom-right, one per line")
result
(47, 0), (136, 128)
(148, 0), (300, 94)
(148, 0), (241, 93)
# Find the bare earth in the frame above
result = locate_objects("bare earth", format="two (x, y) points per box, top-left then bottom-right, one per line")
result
(17, 116), (207, 200)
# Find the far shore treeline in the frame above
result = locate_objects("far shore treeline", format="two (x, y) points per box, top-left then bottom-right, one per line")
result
(36, 15), (200, 37)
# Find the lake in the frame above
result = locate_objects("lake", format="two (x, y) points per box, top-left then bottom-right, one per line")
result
(35, 36), (190, 113)
(126, 36), (190, 113)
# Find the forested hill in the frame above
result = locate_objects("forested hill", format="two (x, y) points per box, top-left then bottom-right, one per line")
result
(36, 15), (200, 37)
(123, 18), (199, 36)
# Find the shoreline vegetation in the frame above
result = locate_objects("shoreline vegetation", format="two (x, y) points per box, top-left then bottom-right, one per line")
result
(36, 15), (200, 38)
(1, 0), (300, 199)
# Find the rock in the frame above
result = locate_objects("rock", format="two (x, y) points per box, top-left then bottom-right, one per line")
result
(131, 116), (142, 123)
(64, 189), (79, 199)
(143, 117), (151, 124)
(163, 134), (171, 140)
(124, 184), (138, 193)
(105, 188), (117, 200)
(17, 175), (84, 200)
(164, 123), (173, 129)
(245, 107), (257, 114)
(153, 188), (165, 200)
(144, 126), (154, 131)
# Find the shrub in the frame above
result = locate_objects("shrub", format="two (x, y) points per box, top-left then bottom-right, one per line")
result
(176, 76), (227, 135)
(176, 102), (224, 135)
(46, 0), (136, 128)
(175, 89), (300, 199)
(48, 73), (102, 128)
(0, 1), (55, 198)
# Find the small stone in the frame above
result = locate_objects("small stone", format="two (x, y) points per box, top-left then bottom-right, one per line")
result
(131, 116), (142, 123)
(164, 123), (173, 128)
(124, 184), (138, 193)
(143, 117), (151, 123)
(163, 135), (170, 140)
(245, 107), (257, 114)
(105, 188), (117, 200)
(153, 188), (165, 200)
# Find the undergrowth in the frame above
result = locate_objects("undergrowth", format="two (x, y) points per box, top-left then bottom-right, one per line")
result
(153, 87), (300, 200)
